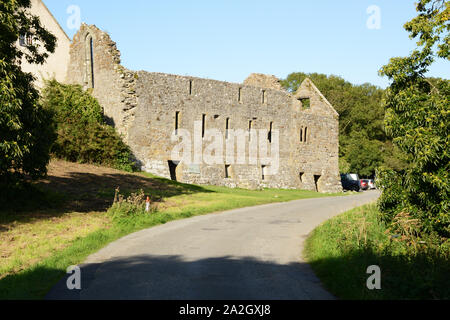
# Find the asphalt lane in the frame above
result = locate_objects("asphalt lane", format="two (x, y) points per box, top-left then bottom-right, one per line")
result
(47, 190), (380, 300)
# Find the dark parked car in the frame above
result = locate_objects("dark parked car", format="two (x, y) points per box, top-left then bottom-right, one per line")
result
(341, 174), (361, 192)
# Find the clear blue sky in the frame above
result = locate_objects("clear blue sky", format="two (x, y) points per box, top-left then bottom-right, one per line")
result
(44, 0), (449, 88)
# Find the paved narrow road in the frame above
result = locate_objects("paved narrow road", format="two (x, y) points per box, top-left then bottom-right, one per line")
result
(47, 191), (380, 300)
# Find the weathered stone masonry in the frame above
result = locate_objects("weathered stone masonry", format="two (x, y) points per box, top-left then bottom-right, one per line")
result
(66, 24), (342, 193)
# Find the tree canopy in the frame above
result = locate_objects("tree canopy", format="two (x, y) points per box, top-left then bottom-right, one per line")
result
(377, 0), (449, 238)
(0, 0), (57, 184)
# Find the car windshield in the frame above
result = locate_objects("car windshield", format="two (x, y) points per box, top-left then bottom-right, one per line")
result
(349, 174), (359, 181)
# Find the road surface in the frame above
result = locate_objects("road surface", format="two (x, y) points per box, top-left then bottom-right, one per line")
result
(47, 191), (380, 300)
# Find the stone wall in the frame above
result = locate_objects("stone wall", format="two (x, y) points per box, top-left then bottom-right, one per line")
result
(128, 72), (341, 192)
(244, 73), (284, 91)
(66, 24), (137, 139)
(66, 25), (342, 193)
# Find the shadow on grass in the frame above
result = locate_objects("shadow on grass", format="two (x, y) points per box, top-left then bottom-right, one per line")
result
(0, 255), (333, 300)
(0, 171), (213, 224)
(0, 265), (66, 300)
(308, 248), (450, 300)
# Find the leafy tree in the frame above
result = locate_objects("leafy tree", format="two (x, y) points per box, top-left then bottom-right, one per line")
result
(344, 132), (384, 177)
(41, 80), (136, 172)
(0, 0), (57, 185)
(378, 0), (449, 237)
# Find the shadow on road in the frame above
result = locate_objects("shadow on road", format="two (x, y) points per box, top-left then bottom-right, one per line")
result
(41, 255), (334, 300)
(2, 248), (448, 300)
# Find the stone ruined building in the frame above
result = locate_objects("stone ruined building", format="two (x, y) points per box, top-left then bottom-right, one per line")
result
(22, 1), (342, 193)
(65, 25), (342, 193)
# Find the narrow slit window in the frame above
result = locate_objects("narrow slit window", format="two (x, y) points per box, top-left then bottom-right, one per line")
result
(175, 111), (180, 134)
(238, 87), (242, 102)
(304, 127), (308, 143)
(262, 165), (267, 181)
(226, 118), (230, 140)
(248, 120), (253, 141)
(189, 80), (193, 95)
(202, 114), (206, 138)
(268, 122), (273, 143)
(89, 37), (95, 88)
(300, 127), (303, 142)
(262, 90), (267, 104)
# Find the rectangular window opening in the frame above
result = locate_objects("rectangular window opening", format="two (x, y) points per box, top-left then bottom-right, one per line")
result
(262, 90), (267, 104)
(299, 98), (310, 109)
(19, 34), (26, 47)
(19, 34), (33, 47)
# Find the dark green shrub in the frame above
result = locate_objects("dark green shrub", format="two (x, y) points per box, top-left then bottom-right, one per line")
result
(41, 80), (136, 172)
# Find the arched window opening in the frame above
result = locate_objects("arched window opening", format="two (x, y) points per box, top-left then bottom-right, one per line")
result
(85, 35), (95, 89)
(89, 37), (95, 88)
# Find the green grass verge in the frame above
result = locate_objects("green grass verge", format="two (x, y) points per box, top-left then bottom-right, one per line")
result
(304, 204), (450, 300)
(0, 176), (344, 300)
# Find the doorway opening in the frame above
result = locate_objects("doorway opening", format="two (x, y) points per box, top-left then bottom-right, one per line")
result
(314, 175), (322, 192)
(299, 172), (305, 183)
(225, 165), (231, 179)
(168, 161), (180, 181)
(262, 165), (267, 181)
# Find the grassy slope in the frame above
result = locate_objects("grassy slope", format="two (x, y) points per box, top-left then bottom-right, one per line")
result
(0, 212), (110, 280)
(0, 161), (344, 300)
(304, 204), (450, 300)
